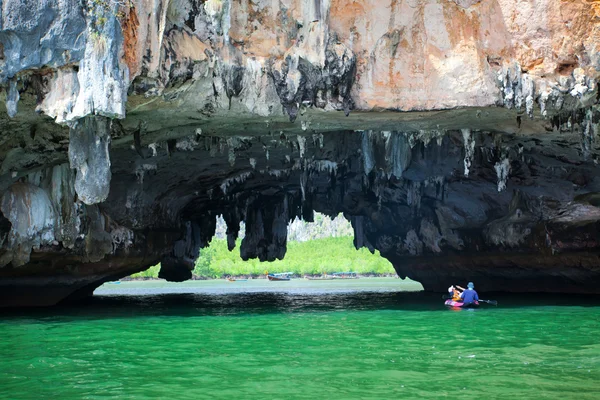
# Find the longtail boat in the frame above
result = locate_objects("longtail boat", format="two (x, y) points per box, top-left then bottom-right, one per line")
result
(226, 277), (248, 282)
(331, 272), (359, 279)
(304, 275), (334, 280)
(267, 272), (292, 281)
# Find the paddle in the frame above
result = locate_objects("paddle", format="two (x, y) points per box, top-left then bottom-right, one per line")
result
(478, 299), (498, 306)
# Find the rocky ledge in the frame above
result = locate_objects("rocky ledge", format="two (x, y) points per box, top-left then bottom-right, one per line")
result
(0, 0), (599, 306)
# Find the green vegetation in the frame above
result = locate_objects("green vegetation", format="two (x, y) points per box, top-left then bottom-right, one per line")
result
(87, 0), (133, 36)
(130, 236), (396, 279)
(130, 264), (161, 279)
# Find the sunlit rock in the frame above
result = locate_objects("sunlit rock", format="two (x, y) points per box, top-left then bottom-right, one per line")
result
(0, 0), (600, 306)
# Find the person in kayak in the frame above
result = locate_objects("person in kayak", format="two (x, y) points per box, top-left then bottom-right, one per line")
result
(460, 282), (479, 305)
(447, 285), (465, 301)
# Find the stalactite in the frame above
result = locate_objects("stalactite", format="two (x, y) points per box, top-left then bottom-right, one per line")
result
(581, 108), (595, 160)
(494, 157), (511, 192)
(6, 79), (20, 118)
(386, 133), (411, 178)
(240, 196), (290, 261)
(461, 129), (475, 177)
(297, 135), (307, 158)
(350, 216), (375, 253)
(220, 172), (253, 195)
(68, 116), (112, 205)
(223, 208), (243, 251)
(361, 131), (375, 175)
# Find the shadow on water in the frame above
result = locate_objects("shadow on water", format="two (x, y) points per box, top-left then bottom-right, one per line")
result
(2, 291), (600, 320)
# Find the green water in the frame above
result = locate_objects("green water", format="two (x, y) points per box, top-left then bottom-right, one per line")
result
(2, 279), (600, 399)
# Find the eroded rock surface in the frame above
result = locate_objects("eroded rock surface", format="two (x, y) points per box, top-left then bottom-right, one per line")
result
(0, 0), (599, 306)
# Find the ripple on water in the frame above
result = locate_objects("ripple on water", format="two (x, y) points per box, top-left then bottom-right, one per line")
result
(1, 285), (600, 399)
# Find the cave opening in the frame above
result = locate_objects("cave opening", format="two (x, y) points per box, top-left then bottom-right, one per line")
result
(125, 212), (409, 282)
(183, 212), (404, 281)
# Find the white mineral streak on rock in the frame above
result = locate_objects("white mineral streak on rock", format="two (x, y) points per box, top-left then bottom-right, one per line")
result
(538, 84), (552, 117)
(406, 130), (445, 149)
(581, 109), (596, 160)
(291, 0), (331, 68)
(297, 135), (307, 158)
(69, 2), (128, 121)
(220, 171), (252, 195)
(265, 169), (286, 178)
(494, 157), (511, 192)
(0, 183), (56, 267)
(6, 79), (20, 118)
(387, 133), (411, 178)
(111, 225), (134, 251)
(148, 143), (159, 157)
(502, 64), (518, 109)
(461, 129), (475, 177)
(134, 0), (170, 80)
(300, 171), (307, 201)
(571, 68), (589, 98)
(311, 160), (338, 173)
(420, 130), (445, 146)
(381, 131), (391, 145)
(500, 63), (534, 112)
(521, 73), (535, 118)
(176, 137), (199, 151)
(38, 68), (80, 123)
(312, 133), (324, 148)
(204, 0), (231, 42)
(267, 0), (332, 114)
(407, 132), (418, 149)
(249, 158), (256, 169)
(136, 163), (157, 184)
(238, 57), (280, 116)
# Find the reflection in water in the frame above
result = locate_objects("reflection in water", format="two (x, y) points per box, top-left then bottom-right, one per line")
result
(2, 282), (600, 399)
(2, 289), (600, 319)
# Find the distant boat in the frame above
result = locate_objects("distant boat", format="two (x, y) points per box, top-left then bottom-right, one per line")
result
(226, 277), (248, 282)
(267, 272), (292, 281)
(107, 281), (121, 284)
(331, 272), (359, 279)
(304, 275), (334, 280)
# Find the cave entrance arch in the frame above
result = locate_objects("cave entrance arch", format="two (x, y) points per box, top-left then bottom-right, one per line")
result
(184, 212), (406, 282)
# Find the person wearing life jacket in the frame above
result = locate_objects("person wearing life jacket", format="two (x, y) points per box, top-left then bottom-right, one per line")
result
(460, 282), (479, 305)
(447, 285), (464, 301)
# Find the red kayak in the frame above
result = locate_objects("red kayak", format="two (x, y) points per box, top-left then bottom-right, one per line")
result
(445, 299), (479, 308)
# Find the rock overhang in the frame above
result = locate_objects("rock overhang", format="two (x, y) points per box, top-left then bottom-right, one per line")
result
(0, 0), (599, 306)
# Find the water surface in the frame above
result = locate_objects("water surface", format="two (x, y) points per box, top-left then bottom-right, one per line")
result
(1, 279), (599, 399)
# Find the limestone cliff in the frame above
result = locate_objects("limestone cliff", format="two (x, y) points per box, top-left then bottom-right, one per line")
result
(0, 0), (599, 306)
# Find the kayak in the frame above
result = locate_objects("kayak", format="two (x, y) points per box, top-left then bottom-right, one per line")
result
(445, 299), (479, 308)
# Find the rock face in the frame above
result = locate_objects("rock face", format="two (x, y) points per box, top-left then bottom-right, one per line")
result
(0, 0), (599, 305)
